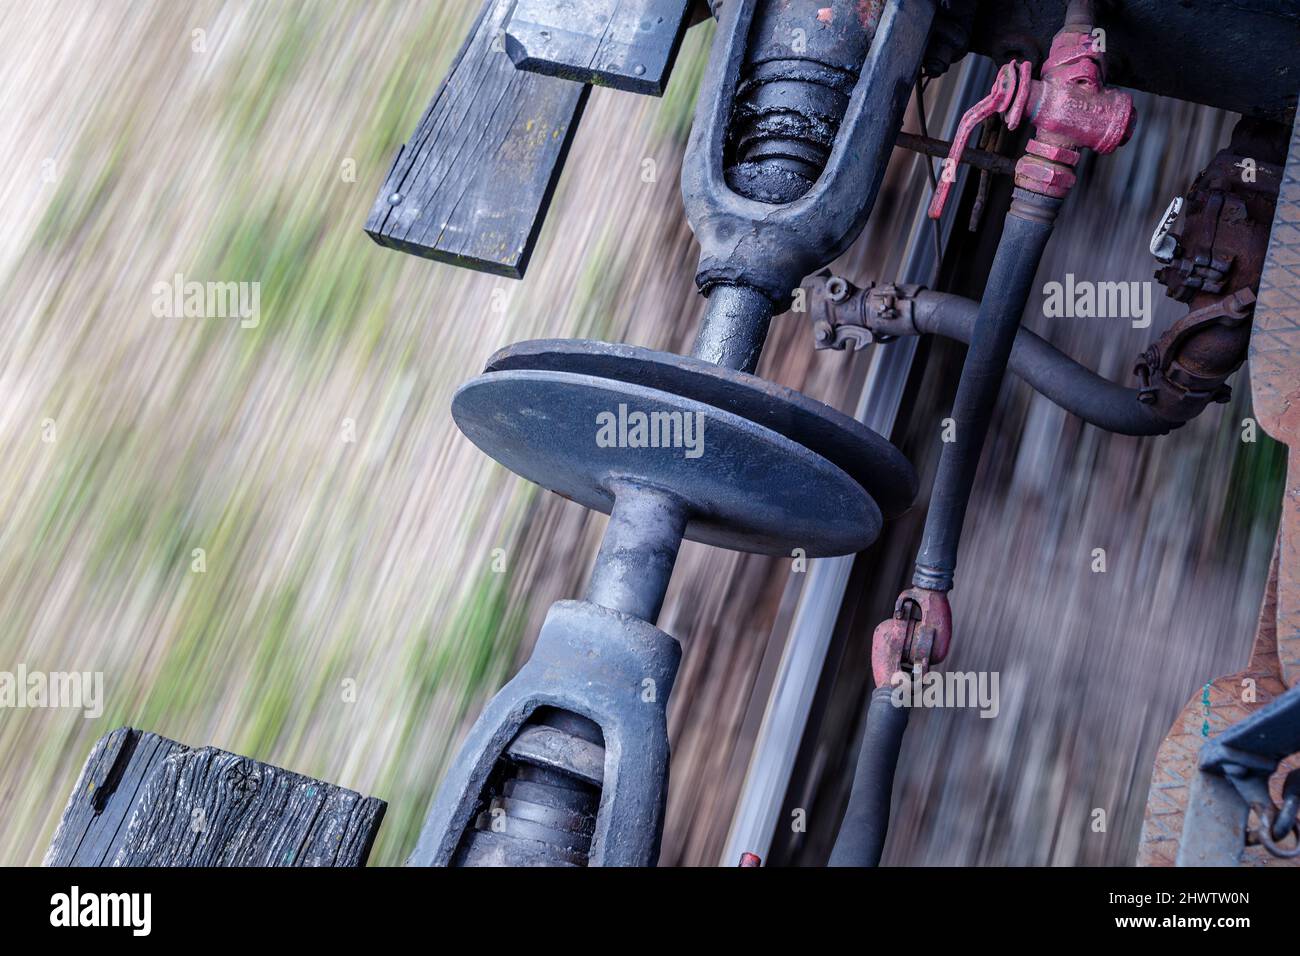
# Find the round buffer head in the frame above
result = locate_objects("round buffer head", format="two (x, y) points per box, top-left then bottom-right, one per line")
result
(453, 369), (881, 556)
(483, 339), (917, 518)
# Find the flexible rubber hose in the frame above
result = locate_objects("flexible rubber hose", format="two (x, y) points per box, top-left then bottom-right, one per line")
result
(828, 687), (910, 867)
(915, 192), (1061, 591)
(909, 292), (1174, 437)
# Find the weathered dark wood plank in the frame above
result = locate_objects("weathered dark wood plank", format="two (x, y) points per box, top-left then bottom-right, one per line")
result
(505, 0), (693, 96)
(44, 726), (138, 867)
(67, 731), (177, 867)
(365, 0), (590, 278)
(45, 728), (386, 867)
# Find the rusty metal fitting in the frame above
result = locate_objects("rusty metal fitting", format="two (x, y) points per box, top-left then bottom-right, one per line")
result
(1137, 117), (1288, 423)
(929, 15), (1134, 215)
(870, 587), (953, 687)
(809, 272), (923, 351)
(1029, 31), (1135, 154)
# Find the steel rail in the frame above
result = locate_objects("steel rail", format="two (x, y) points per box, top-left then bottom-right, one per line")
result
(719, 57), (995, 866)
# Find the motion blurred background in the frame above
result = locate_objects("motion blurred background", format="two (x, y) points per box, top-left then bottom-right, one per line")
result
(0, 0), (1285, 866)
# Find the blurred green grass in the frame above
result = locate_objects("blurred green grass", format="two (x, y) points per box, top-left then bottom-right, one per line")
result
(0, 0), (712, 865)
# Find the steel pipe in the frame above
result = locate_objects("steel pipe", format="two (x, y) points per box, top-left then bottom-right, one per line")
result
(689, 285), (774, 373)
(585, 482), (688, 624)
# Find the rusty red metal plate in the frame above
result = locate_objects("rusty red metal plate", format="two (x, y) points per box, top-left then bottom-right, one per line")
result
(1251, 111), (1300, 689)
(1137, 544), (1300, 867)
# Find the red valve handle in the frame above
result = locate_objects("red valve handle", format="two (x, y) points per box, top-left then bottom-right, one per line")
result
(926, 62), (1026, 220)
(927, 22), (1134, 218)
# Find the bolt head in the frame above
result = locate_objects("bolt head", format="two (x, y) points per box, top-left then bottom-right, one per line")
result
(1014, 156), (1075, 198)
(1025, 138), (1080, 165)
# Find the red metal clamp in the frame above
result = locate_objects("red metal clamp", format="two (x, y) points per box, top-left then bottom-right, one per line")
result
(870, 587), (953, 687)
(928, 20), (1135, 219)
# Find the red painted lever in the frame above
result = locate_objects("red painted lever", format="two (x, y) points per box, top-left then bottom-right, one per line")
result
(926, 62), (1022, 220)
